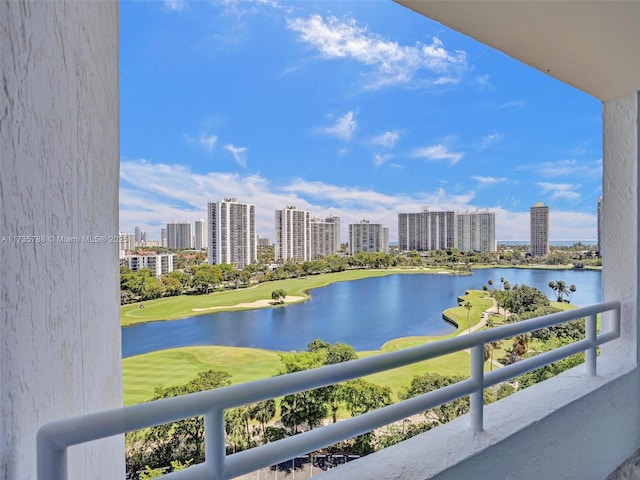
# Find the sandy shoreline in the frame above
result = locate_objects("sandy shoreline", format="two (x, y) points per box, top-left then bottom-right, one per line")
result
(192, 295), (305, 312)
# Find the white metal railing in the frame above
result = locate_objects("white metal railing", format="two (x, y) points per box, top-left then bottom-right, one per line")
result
(37, 301), (620, 480)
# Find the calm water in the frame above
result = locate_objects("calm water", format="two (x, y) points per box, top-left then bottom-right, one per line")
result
(122, 268), (602, 358)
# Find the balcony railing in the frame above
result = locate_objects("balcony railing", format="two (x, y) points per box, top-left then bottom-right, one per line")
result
(37, 300), (620, 480)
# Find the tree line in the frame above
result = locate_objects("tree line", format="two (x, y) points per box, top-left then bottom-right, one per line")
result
(120, 250), (423, 304)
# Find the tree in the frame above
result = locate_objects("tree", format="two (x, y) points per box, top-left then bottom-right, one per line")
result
(401, 373), (469, 424)
(280, 389), (327, 433)
(508, 333), (532, 363)
(249, 400), (276, 437)
(341, 379), (392, 417)
(548, 280), (574, 303)
(191, 264), (222, 294)
(141, 370), (232, 468)
(463, 301), (473, 333)
(271, 289), (287, 304)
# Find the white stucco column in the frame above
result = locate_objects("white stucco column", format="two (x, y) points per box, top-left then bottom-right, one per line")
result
(1, 1), (123, 478)
(602, 92), (640, 365)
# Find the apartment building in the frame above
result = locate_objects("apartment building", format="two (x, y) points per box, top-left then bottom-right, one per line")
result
(208, 198), (256, 269)
(275, 206), (310, 262)
(530, 202), (550, 257)
(166, 221), (193, 249)
(398, 208), (456, 251)
(194, 219), (207, 251)
(123, 253), (177, 277)
(310, 216), (341, 259)
(455, 209), (496, 253)
(349, 220), (389, 255)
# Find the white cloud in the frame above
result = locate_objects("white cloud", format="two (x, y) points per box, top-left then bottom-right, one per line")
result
(199, 133), (218, 154)
(287, 14), (467, 89)
(537, 182), (581, 201)
(479, 132), (501, 149)
(164, 0), (187, 12)
(412, 144), (463, 165)
(321, 111), (357, 141)
(371, 130), (400, 149)
(224, 144), (248, 168)
(183, 132), (218, 154)
(374, 154), (393, 166)
(472, 176), (507, 185)
(532, 159), (601, 179)
(499, 100), (524, 109)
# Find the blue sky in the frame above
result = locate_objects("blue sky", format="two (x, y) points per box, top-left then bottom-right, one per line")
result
(120, 0), (602, 243)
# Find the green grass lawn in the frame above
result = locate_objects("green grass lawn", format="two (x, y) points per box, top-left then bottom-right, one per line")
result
(123, 346), (282, 406)
(121, 268), (453, 326)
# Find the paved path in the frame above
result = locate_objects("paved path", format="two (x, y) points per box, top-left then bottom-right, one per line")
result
(458, 297), (504, 369)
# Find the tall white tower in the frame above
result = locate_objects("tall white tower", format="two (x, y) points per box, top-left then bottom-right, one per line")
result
(208, 199), (256, 269)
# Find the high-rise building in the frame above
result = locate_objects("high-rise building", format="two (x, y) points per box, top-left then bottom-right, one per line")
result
(166, 221), (193, 249)
(275, 206), (311, 262)
(208, 198), (256, 269)
(195, 219), (207, 251)
(160, 227), (167, 248)
(530, 202), (549, 257)
(349, 220), (389, 255)
(134, 226), (141, 246)
(310, 216), (341, 259)
(455, 209), (496, 252)
(398, 208), (455, 251)
(597, 196), (603, 258)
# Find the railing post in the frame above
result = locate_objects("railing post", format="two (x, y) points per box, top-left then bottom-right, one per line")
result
(470, 344), (485, 432)
(586, 313), (597, 375)
(37, 432), (67, 480)
(205, 407), (226, 479)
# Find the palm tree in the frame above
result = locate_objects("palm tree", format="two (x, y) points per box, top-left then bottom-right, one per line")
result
(249, 400), (276, 438)
(489, 340), (502, 371)
(549, 280), (570, 302)
(463, 301), (473, 333)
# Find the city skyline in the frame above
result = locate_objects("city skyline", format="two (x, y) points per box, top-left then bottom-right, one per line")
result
(120, 1), (602, 242)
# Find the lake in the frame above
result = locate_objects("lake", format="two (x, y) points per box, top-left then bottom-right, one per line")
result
(121, 268), (602, 358)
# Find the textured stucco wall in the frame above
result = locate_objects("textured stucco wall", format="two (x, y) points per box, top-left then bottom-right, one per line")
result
(315, 94), (640, 480)
(1, 1), (123, 478)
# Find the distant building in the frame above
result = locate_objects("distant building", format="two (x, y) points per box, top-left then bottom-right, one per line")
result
(349, 220), (389, 255)
(123, 253), (177, 277)
(134, 226), (141, 246)
(310, 216), (341, 258)
(257, 236), (271, 247)
(194, 219), (207, 251)
(166, 221), (193, 249)
(275, 206), (310, 262)
(597, 196), (603, 258)
(398, 208), (455, 251)
(208, 198), (256, 269)
(160, 227), (167, 248)
(530, 202), (549, 257)
(455, 209), (496, 252)
(119, 233), (135, 258)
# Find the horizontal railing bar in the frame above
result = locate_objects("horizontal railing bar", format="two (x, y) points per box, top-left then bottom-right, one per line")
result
(484, 337), (594, 387)
(159, 463), (210, 480)
(37, 300), (621, 480)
